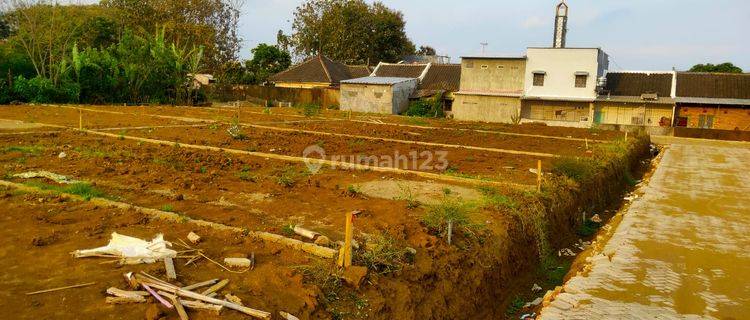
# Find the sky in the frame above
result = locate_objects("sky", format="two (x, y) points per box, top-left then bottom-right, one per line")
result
(239, 0), (750, 71)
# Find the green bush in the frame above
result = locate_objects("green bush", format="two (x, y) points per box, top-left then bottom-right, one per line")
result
(12, 76), (79, 103)
(422, 197), (481, 236)
(404, 93), (444, 118)
(551, 157), (598, 182)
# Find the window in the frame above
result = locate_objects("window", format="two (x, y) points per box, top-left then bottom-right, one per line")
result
(481, 65), (489, 70)
(497, 65), (505, 70)
(533, 73), (545, 86)
(374, 91), (383, 98)
(575, 74), (588, 88)
(465, 62), (474, 68)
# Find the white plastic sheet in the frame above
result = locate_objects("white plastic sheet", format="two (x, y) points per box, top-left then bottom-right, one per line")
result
(73, 232), (177, 264)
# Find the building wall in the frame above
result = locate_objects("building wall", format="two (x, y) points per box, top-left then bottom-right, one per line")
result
(452, 94), (521, 123)
(339, 80), (417, 114)
(459, 58), (526, 94)
(275, 82), (332, 89)
(676, 104), (750, 131)
(521, 99), (593, 128)
(594, 102), (674, 127)
(524, 48), (607, 100)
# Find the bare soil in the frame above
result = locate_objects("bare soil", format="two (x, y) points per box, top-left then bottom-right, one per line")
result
(0, 104), (643, 320)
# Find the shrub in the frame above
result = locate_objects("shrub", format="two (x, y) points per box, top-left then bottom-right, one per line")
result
(355, 233), (408, 275)
(404, 93), (444, 118)
(478, 186), (517, 210)
(297, 103), (321, 117)
(422, 197), (481, 236)
(551, 157), (598, 183)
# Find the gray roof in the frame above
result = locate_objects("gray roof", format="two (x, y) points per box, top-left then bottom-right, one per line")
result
(596, 95), (675, 105)
(675, 97), (750, 106)
(341, 77), (416, 85)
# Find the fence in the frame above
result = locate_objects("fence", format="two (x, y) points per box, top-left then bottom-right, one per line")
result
(208, 85), (340, 109)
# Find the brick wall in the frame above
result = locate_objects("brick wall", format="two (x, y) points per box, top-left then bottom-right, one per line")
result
(676, 104), (750, 131)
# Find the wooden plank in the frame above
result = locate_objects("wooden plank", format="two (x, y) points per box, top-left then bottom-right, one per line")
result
(164, 257), (177, 280)
(26, 282), (96, 295)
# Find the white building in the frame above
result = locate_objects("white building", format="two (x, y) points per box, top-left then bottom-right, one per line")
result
(520, 47), (610, 127)
(340, 77), (419, 114)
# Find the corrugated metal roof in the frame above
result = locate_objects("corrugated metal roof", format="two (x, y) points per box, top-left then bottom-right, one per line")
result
(521, 95), (595, 102)
(675, 97), (750, 106)
(605, 72), (673, 97)
(596, 95), (675, 104)
(341, 77), (416, 85)
(676, 72), (750, 99)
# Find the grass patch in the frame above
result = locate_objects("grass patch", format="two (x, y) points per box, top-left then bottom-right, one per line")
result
(237, 166), (258, 182)
(296, 103), (321, 117)
(74, 147), (109, 158)
(394, 183), (420, 209)
(354, 233), (408, 275)
(23, 181), (105, 201)
(344, 185), (361, 197)
(551, 157), (597, 183)
(405, 117), (428, 126)
(422, 196), (483, 238)
(505, 296), (525, 316)
(281, 223), (295, 237)
(275, 166), (308, 187)
(1, 145), (45, 155)
(478, 186), (517, 210)
(160, 204), (175, 212)
(576, 219), (601, 237)
(540, 256), (572, 286)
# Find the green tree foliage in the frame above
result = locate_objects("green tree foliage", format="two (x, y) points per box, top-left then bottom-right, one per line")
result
(0, 13), (11, 39)
(101, 0), (241, 73)
(247, 43), (291, 84)
(291, 0), (415, 64)
(3, 2), (120, 84)
(220, 43), (291, 85)
(417, 45), (436, 56)
(688, 62), (743, 73)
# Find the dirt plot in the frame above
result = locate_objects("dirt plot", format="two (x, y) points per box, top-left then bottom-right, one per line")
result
(0, 190), (321, 320)
(119, 124), (550, 182)
(0, 104), (641, 319)
(0, 105), (202, 129)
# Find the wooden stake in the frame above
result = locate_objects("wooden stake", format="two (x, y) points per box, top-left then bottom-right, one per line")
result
(348, 110), (352, 120)
(165, 257), (177, 280)
(337, 211), (355, 268)
(585, 138), (589, 150)
(78, 109), (83, 130)
(537, 160), (542, 193)
(26, 282), (96, 295)
(625, 131), (629, 141)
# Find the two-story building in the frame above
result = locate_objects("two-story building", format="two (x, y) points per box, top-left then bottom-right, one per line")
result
(452, 56), (527, 122)
(520, 47), (609, 128)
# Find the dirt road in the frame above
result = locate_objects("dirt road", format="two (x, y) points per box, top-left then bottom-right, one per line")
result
(540, 137), (750, 319)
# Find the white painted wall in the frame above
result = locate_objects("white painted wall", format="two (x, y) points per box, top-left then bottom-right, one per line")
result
(523, 48), (608, 101)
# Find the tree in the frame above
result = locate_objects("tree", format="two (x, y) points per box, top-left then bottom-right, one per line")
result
(417, 45), (436, 56)
(689, 63), (743, 73)
(247, 43), (291, 84)
(102, 0), (242, 73)
(0, 13), (11, 39)
(291, 0), (415, 64)
(2, 1), (119, 84)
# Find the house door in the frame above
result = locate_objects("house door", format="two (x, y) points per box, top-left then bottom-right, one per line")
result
(698, 115), (715, 129)
(594, 108), (603, 124)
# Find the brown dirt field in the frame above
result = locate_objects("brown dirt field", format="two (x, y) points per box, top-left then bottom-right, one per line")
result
(0, 104), (643, 320)
(39, 104), (622, 141)
(117, 124), (553, 181)
(0, 189), (322, 320)
(0, 105), (201, 129)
